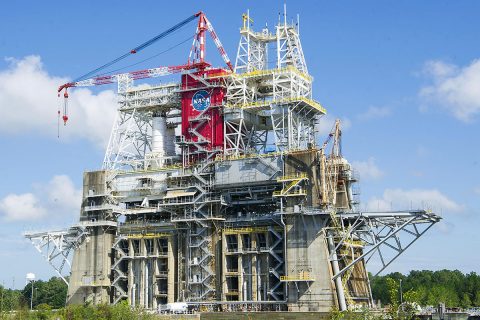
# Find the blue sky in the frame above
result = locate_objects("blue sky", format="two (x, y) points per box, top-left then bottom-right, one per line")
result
(0, 1), (479, 288)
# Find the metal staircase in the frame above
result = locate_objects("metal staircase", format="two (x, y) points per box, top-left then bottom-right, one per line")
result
(268, 226), (285, 301)
(111, 236), (130, 304)
(187, 220), (215, 300)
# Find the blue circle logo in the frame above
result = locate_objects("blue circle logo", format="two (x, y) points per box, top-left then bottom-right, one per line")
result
(192, 90), (210, 111)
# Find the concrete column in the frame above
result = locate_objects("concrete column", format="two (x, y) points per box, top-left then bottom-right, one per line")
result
(211, 228), (219, 301)
(238, 234), (243, 301)
(139, 239), (146, 307)
(266, 232), (271, 302)
(167, 236), (175, 303)
(221, 232), (227, 301)
(252, 234), (258, 301)
(128, 240), (135, 306)
(176, 233), (184, 301)
(152, 240), (158, 310)
(144, 258), (149, 309)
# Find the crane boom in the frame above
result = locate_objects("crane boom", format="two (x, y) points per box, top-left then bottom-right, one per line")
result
(58, 64), (190, 91)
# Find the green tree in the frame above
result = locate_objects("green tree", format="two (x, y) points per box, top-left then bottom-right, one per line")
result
(0, 285), (22, 312)
(473, 291), (480, 307)
(460, 293), (472, 308)
(36, 303), (53, 320)
(385, 277), (400, 319)
(425, 285), (460, 307)
(22, 277), (67, 310)
(370, 274), (390, 305)
(371, 270), (480, 308)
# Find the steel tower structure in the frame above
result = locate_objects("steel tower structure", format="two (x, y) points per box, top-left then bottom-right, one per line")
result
(25, 8), (440, 312)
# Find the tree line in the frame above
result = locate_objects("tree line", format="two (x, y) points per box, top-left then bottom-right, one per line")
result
(0, 277), (67, 312)
(1, 269), (479, 315)
(370, 269), (480, 308)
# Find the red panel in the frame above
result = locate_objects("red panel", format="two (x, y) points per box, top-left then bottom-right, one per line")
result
(181, 68), (226, 163)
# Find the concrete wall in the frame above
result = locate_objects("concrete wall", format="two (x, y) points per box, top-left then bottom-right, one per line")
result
(67, 226), (114, 304)
(285, 215), (336, 312)
(67, 171), (115, 305)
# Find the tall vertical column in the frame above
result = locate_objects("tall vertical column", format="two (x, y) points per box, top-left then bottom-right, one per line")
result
(167, 236), (175, 303)
(238, 234), (243, 301)
(139, 239), (146, 307)
(221, 232), (227, 301)
(252, 234), (258, 301)
(128, 240), (135, 306)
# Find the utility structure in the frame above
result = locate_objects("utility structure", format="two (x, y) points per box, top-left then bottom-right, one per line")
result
(25, 9), (440, 312)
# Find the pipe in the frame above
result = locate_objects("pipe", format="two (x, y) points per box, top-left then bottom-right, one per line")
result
(327, 235), (347, 311)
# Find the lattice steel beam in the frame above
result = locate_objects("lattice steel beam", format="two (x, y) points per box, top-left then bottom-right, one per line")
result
(24, 226), (89, 285)
(329, 210), (441, 281)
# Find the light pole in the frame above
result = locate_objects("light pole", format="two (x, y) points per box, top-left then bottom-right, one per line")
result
(26, 273), (35, 311)
(399, 279), (403, 305)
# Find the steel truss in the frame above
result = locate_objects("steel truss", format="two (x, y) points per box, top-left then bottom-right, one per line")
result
(328, 210), (441, 281)
(226, 15), (322, 156)
(276, 20), (308, 74)
(234, 12), (273, 73)
(24, 226), (89, 285)
(224, 70), (321, 154)
(234, 10), (307, 74)
(103, 81), (180, 171)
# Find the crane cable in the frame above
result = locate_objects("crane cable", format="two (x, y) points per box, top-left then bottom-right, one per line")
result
(95, 35), (194, 77)
(57, 12), (200, 131)
(73, 13), (199, 83)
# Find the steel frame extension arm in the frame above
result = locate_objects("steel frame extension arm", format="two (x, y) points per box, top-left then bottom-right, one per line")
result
(59, 64), (188, 90)
(329, 209), (441, 281)
(24, 225), (89, 285)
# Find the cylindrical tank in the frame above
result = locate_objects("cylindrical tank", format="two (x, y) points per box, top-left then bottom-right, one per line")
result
(152, 115), (167, 156)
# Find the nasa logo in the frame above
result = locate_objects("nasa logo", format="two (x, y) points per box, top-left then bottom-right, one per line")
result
(192, 90), (210, 111)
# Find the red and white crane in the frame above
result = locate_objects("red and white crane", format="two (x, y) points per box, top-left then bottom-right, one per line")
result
(57, 11), (233, 126)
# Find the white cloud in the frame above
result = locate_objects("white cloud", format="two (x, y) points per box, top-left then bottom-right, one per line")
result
(474, 187), (480, 196)
(0, 175), (81, 222)
(352, 157), (384, 180)
(0, 193), (46, 221)
(316, 114), (351, 138)
(357, 106), (391, 121)
(366, 188), (463, 213)
(43, 175), (82, 212)
(422, 60), (458, 78)
(420, 58), (480, 122)
(0, 55), (117, 148)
